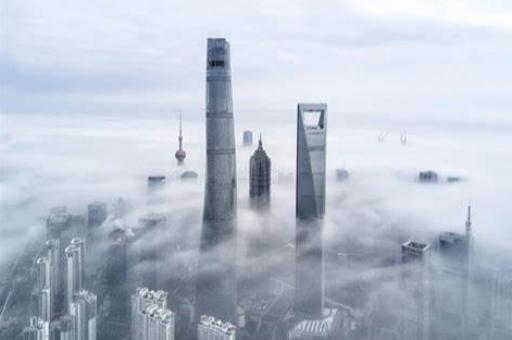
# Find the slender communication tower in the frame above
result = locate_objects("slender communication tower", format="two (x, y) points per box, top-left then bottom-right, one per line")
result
(175, 113), (186, 164)
(196, 38), (238, 324)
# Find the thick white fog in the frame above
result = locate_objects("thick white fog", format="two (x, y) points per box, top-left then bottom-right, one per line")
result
(1, 111), (511, 270)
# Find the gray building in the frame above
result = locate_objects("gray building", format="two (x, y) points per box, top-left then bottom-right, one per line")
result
(401, 240), (431, 340)
(147, 176), (167, 205)
(70, 291), (97, 340)
(23, 317), (49, 340)
(59, 315), (75, 340)
(435, 206), (473, 336)
(295, 103), (327, 317)
(196, 38), (238, 324)
(131, 288), (174, 340)
(65, 238), (86, 313)
(243, 130), (253, 146)
(106, 228), (130, 321)
(198, 315), (236, 340)
(87, 202), (107, 230)
(249, 136), (271, 209)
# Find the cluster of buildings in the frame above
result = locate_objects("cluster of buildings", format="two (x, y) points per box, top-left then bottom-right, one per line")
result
(10, 37), (511, 340)
(25, 205), (103, 340)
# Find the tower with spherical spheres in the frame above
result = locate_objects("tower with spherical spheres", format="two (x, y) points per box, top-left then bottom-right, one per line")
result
(175, 114), (186, 164)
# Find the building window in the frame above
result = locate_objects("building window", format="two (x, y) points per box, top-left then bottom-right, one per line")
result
(209, 60), (225, 68)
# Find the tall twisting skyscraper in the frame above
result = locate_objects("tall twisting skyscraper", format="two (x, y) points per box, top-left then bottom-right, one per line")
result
(196, 38), (238, 324)
(249, 136), (271, 209)
(295, 103), (327, 318)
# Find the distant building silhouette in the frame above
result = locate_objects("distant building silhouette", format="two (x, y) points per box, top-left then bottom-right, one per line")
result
(243, 130), (253, 146)
(87, 202), (107, 230)
(23, 316), (49, 340)
(147, 176), (166, 205)
(249, 136), (271, 209)
(435, 206), (474, 337)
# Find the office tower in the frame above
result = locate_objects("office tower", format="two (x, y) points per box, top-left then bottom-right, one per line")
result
(47, 209), (73, 244)
(243, 130), (253, 146)
(196, 38), (238, 324)
(148, 176), (167, 205)
(23, 317), (50, 340)
(131, 288), (174, 340)
(65, 238), (86, 312)
(32, 257), (52, 322)
(249, 136), (271, 209)
(175, 114), (187, 164)
(87, 202), (107, 230)
(47, 209), (74, 316)
(295, 103), (327, 317)
(436, 206), (474, 334)
(137, 213), (167, 290)
(106, 229), (129, 321)
(70, 291), (97, 340)
(36, 257), (51, 290)
(198, 315), (236, 340)
(31, 287), (51, 324)
(45, 239), (61, 315)
(401, 240), (431, 340)
(59, 315), (75, 340)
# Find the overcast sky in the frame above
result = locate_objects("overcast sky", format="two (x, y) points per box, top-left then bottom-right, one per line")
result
(1, 0), (512, 127)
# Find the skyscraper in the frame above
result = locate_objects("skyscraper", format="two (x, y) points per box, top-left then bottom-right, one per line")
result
(70, 291), (97, 340)
(33, 257), (51, 322)
(295, 103), (327, 317)
(401, 240), (431, 340)
(198, 315), (236, 340)
(106, 229), (129, 321)
(147, 176), (167, 205)
(131, 288), (174, 340)
(23, 317), (49, 340)
(249, 136), (271, 209)
(59, 315), (75, 340)
(65, 238), (86, 312)
(196, 38), (238, 324)
(175, 113), (186, 164)
(45, 239), (61, 315)
(435, 206), (474, 336)
(87, 202), (107, 230)
(243, 130), (253, 146)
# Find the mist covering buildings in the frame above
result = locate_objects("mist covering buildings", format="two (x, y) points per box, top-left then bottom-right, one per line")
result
(0, 34), (511, 340)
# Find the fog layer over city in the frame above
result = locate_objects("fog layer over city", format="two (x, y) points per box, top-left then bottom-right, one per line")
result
(1, 111), (510, 266)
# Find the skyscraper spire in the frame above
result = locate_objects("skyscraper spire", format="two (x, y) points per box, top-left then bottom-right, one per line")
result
(175, 112), (186, 164)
